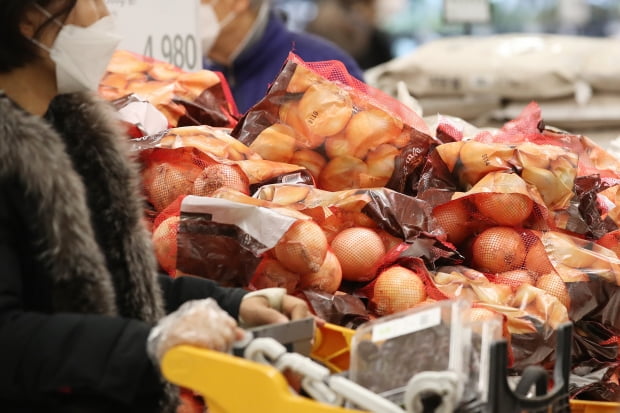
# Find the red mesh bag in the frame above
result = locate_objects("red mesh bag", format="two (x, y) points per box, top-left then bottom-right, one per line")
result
(252, 185), (461, 299)
(231, 53), (438, 195)
(474, 102), (620, 180)
(133, 125), (315, 224)
(138, 146), (250, 215)
(150, 193), (307, 285)
(99, 50), (239, 131)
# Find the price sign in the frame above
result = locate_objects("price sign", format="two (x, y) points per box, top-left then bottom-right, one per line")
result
(105, 0), (201, 71)
(443, 0), (491, 24)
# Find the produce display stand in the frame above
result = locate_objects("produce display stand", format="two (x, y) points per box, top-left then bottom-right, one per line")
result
(161, 322), (619, 413)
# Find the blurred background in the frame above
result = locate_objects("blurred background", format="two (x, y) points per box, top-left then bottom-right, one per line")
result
(274, 0), (620, 65)
(273, 0), (620, 152)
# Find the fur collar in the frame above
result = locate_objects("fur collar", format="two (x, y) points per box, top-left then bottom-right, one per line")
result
(0, 91), (164, 324)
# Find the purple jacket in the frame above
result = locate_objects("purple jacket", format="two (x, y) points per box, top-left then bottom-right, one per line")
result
(205, 11), (365, 114)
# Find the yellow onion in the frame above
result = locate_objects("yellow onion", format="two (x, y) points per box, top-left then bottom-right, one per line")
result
(494, 269), (536, 290)
(249, 124), (297, 163)
(269, 185), (311, 205)
(250, 258), (299, 294)
(370, 266), (427, 316)
(365, 144), (398, 183)
(432, 200), (471, 245)
(471, 227), (527, 274)
(536, 272), (570, 309)
(458, 142), (514, 186)
(331, 227), (385, 282)
(344, 109), (403, 159)
(152, 216), (180, 275)
(290, 149), (327, 182)
(286, 64), (323, 94)
(274, 219), (329, 274)
(298, 250), (343, 294)
(474, 193), (534, 227)
(318, 156), (367, 191)
(142, 162), (198, 212)
(297, 83), (353, 138)
(521, 166), (575, 209)
(324, 134), (353, 159)
(524, 238), (555, 276)
(191, 163), (250, 197)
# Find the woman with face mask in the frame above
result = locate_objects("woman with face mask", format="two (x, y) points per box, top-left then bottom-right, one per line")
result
(0, 1), (314, 412)
(201, 0), (366, 114)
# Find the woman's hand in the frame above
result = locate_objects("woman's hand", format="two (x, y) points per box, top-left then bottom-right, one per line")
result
(147, 298), (244, 364)
(238, 288), (324, 327)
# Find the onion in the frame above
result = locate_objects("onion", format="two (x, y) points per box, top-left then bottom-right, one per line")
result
(370, 266), (427, 316)
(269, 185), (311, 205)
(290, 149), (326, 182)
(142, 162), (198, 211)
(152, 216), (180, 275)
(298, 250), (342, 294)
(147, 61), (181, 81)
(177, 70), (221, 96)
(524, 238), (555, 275)
(344, 109), (402, 159)
(474, 193), (533, 227)
(432, 200), (471, 245)
(471, 226), (527, 273)
(458, 142), (514, 186)
(493, 269), (535, 290)
(274, 220), (329, 274)
(318, 156), (367, 192)
(536, 272), (570, 309)
(192, 163), (250, 197)
(366, 144), (398, 179)
(250, 258), (299, 294)
(286, 64), (323, 94)
(324, 134), (353, 159)
(331, 227), (385, 282)
(249, 124), (297, 163)
(376, 229), (404, 252)
(297, 83), (353, 138)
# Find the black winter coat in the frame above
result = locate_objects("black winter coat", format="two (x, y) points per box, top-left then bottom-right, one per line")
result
(0, 91), (247, 412)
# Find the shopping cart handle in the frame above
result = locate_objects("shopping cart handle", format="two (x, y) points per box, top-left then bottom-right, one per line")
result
(161, 345), (366, 413)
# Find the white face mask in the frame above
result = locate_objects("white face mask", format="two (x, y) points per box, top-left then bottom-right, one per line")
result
(32, 6), (123, 94)
(200, 0), (237, 58)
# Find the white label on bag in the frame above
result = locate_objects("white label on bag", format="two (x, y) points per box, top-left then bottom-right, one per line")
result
(443, 0), (491, 24)
(105, 0), (201, 71)
(372, 307), (442, 342)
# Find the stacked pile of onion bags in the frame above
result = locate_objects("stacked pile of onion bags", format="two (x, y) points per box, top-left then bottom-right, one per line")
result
(99, 50), (240, 133)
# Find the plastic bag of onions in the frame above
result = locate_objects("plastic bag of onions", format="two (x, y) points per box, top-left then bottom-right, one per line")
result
(252, 184), (462, 295)
(151, 193), (311, 286)
(138, 146), (250, 214)
(133, 125), (313, 219)
(230, 53), (438, 195)
(99, 49), (239, 130)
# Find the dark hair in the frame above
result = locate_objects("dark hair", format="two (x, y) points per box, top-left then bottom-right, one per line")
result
(0, 0), (77, 73)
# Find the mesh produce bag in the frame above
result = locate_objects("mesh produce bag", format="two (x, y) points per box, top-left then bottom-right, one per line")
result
(231, 53), (437, 195)
(133, 125), (313, 220)
(151, 194), (306, 285)
(99, 50), (239, 130)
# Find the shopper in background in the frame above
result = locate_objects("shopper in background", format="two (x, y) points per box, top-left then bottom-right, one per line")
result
(0, 1), (313, 412)
(305, 0), (394, 70)
(200, 0), (366, 114)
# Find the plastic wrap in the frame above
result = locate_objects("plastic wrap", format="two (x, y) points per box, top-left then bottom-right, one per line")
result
(99, 49), (239, 130)
(133, 126), (311, 219)
(147, 298), (240, 364)
(231, 53), (437, 196)
(349, 299), (473, 406)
